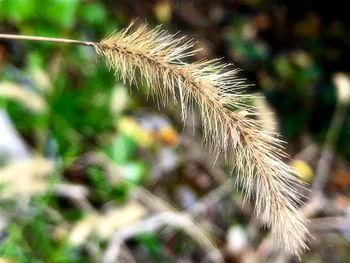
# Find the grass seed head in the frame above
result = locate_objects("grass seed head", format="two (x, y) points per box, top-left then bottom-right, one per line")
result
(95, 22), (310, 256)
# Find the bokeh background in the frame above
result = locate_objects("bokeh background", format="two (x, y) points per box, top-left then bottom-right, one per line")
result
(0, 0), (350, 262)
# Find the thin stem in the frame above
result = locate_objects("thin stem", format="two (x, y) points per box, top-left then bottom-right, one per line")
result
(311, 100), (347, 195)
(0, 33), (97, 47)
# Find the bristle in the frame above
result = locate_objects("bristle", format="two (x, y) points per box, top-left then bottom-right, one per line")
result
(95, 23), (310, 256)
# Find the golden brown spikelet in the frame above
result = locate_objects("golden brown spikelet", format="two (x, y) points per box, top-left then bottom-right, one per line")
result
(95, 22), (310, 256)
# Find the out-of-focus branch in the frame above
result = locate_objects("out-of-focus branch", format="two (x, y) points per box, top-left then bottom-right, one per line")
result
(54, 183), (93, 211)
(103, 212), (224, 263)
(187, 180), (234, 216)
(310, 216), (350, 233)
(306, 73), (350, 216)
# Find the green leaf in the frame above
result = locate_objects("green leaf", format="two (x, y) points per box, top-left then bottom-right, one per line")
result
(135, 233), (162, 258)
(37, 0), (80, 29)
(80, 3), (107, 26)
(0, 224), (27, 261)
(0, 0), (34, 22)
(121, 161), (147, 184)
(107, 134), (136, 164)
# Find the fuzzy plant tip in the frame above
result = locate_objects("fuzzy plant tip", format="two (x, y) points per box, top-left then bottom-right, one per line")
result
(94, 21), (310, 256)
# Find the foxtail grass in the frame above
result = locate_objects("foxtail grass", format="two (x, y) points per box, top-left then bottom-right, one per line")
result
(0, 21), (310, 256)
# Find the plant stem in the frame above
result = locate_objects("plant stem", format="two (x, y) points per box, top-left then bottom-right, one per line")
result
(0, 34), (97, 47)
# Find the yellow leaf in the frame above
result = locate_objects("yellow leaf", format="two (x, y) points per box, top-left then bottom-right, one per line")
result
(117, 117), (153, 147)
(157, 126), (178, 145)
(68, 214), (99, 246)
(96, 202), (146, 239)
(0, 156), (53, 197)
(290, 159), (313, 182)
(154, 0), (172, 23)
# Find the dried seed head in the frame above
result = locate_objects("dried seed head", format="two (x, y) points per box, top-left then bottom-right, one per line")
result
(95, 22), (310, 256)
